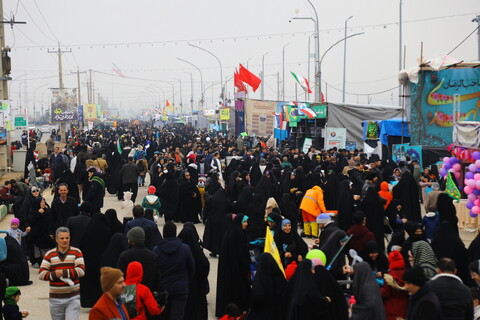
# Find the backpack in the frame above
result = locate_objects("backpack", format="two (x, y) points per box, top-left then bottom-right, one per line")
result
(121, 284), (138, 319)
(137, 160), (145, 172)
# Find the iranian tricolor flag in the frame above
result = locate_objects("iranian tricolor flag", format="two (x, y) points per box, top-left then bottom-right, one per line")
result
(291, 72), (312, 93)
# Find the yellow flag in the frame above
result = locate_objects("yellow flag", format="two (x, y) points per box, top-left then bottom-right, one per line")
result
(264, 226), (286, 277)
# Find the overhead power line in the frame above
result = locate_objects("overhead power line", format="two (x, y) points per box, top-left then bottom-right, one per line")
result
(11, 11), (479, 50)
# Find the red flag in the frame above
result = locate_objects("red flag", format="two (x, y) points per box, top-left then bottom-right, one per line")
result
(238, 64), (261, 92)
(234, 69), (247, 93)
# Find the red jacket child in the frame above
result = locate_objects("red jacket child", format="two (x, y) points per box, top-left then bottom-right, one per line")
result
(124, 261), (162, 320)
(381, 250), (409, 320)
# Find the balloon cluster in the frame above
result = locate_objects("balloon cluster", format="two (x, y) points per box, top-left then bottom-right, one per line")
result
(439, 156), (462, 180)
(463, 152), (480, 218)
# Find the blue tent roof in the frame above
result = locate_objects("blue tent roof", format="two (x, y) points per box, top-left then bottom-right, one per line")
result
(362, 118), (410, 145)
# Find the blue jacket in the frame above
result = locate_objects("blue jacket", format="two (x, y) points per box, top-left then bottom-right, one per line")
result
(422, 213), (440, 240)
(154, 237), (195, 295)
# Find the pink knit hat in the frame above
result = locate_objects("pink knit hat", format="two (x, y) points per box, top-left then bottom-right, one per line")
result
(10, 218), (20, 226)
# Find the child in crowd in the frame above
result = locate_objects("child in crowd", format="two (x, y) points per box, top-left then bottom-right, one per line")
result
(2, 286), (29, 320)
(141, 186), (161, 222)
(219, 304), (246, 320)
(121, 191), (134, 216)
(8, 218), (30, 246)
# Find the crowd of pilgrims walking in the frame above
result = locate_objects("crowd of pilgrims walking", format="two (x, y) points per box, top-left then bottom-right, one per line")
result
(0, 120), (478, 319)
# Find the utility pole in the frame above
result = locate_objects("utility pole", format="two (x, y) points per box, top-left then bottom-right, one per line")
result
(473, 15), (480, 61)
(48, 43), (71, 89)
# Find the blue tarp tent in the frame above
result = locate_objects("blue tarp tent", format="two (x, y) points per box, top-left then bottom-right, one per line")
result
(362, 118), (410, 145)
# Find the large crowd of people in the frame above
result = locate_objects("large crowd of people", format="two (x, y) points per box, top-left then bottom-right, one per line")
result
(0, 120), (477, 320)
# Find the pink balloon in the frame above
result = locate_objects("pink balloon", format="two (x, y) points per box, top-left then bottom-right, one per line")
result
(470, 164), (477, 172)
(465, 186), (473, 194)
(476, 160), (480, 168)
(469, 193), (477, 202)
(452, 163), (462, 171)
(443, 157), (450, 163)
(475, 199), (480, 207)
(454, 171), (461, 180)
(475, 174), (480, 181)
(467, 179), (477, 188)
(473, 206), (480, 215)
(477, 180), (480, 190)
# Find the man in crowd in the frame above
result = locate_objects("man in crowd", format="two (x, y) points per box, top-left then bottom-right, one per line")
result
(154, 222), (194, 320)
(119, 156), (139, 203)
(50, 183), (79, 238)
(39, 227), (85, 320)
(117, 226), (160, 293)
(89, 267), (128, 320)
(429, 258), (474, 319)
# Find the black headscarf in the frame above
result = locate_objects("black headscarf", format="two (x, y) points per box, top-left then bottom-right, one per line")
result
(250, 253), (288, 320)
(351, 262), (386, 320)
(320, 229), (347, 273)
(392, 170), (421, 222)
(287, 259), (329, 320)
(279, 193), (298, 228)
(100, 233), (128, 268)
(104, 209), (124, 234)
(337, 180), (354, 231)
(436, 193), (458, 225)
(313, 265), (349, 320)
(245, 193), (266, 242)
(361, 240), (389, 274)
(359, 186), (386, 252)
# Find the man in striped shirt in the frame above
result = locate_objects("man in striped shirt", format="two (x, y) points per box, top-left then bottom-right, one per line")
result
(39, 226), (85, 320)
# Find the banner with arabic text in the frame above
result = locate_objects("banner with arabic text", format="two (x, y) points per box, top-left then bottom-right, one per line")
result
(51, 88), (78, 122)
(411, 68), (480, 146)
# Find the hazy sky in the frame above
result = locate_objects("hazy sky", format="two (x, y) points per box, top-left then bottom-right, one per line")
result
(3, 0), (479, 116)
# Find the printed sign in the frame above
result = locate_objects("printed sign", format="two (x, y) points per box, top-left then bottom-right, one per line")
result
(325, 127), (346, 149)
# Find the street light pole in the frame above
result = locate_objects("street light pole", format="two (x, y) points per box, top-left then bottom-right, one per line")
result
(319, 32), (364, 102)
(184, 72), (194, 115)
(187, 43), (223, 102)
(148, 84), (166, 111)
(177, 57), (203, 110)
(291, 0), (320, 101)
(343, 15), (353, 104)
(261, 52), (269, 100)
(282, 43), (289, 101)
(174, 78), (183, 116)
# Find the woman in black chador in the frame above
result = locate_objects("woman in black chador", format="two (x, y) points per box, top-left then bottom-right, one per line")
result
(178, 223), (210, 320)
(215, 214), (250, 317)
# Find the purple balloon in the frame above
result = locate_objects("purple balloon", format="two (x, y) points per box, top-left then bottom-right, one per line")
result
(474, 188), (480, 196)
(466, 172), (475, 180)
(473, 151), (480, 160)
(470, 164), (478, 172)
(467, 201), (475, 209)
(444, 163), (452, 170)
(440, 168), (447, 177)
(468, 193), (477, 202)
(470, 211), (478, 218)
(459, 186), (463, 191)
(450, 157), (460, 164)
